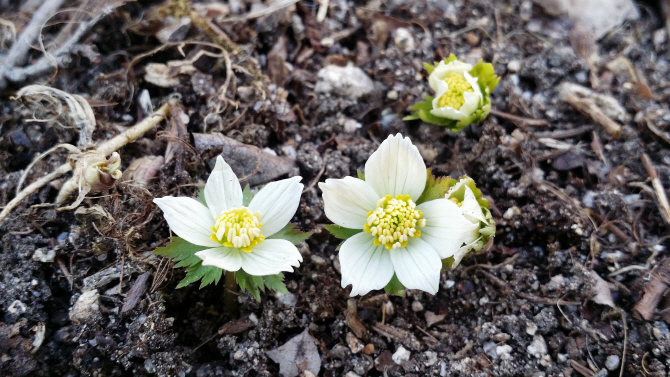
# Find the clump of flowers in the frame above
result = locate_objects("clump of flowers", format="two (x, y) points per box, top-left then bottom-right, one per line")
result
(320, 134), (495, 297)
(404, 54), (500, 132)
(153, 156), (309, 300)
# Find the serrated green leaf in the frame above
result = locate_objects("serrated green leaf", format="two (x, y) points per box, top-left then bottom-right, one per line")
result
(469, 60), (500, 95)
(416, 169), (453, 205)
(324, 224), (362, 240)
(195, 186), (207, 206)
(154, 237), (208, 264)
(155, 237), (223, 289)
(200, 267), (223, 288)
(235, 270), (261, 301)
(242, 185), (252, 206)
(263, 273), (288, 294)
(234, 270), (287, 301)
(384, 274), (405, 297)
(177, 264), (222, 289)
(268, 223), (312, 245)
(357, 170), (365, 180)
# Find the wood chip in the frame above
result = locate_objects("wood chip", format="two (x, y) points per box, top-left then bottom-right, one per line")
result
(121, 272), (150, 313)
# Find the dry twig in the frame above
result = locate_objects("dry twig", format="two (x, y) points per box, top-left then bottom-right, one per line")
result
(632, 258), (670, 320)
(641, 153), (670, 225)
(489, 108), (549, 127)
(562, 92), (622, 139)
(0, 104), (169, 225)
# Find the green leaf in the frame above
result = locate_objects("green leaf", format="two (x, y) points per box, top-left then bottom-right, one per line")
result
(443, 54), (458, 64)
(268, 223), (312, 245)
(154, 237), (208, 264)
(416, 169), (454, 205)
(195, 186), (207, 206)
(154, 237), (223, 289)
(235, 270), (261, 301)
(234, 270), (288, 301)
(263, 273), (288, 294)
(324, 224), (362, 240)
(423, 62), (435, 75)
(242, 185), (252, 206)
(469, 60), (500, 95)
(357, 170), (365, 180)
(384, 274), (405, 297)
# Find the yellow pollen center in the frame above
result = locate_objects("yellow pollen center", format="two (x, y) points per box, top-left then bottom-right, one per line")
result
(363, 194), (426, 250)
(449, 197), (463, 207)
(437, 73), (474, 110)
(210, 207), (265, 253)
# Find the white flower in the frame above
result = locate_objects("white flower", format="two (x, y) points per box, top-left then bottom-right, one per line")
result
(319, 134), (479, 296)
(445, 178), (493, 267)
(428, 59), (484, 120)
(154, 156), (304, 276)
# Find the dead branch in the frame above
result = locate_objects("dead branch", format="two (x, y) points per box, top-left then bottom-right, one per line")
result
(0, 104), (169, 226)
(3, 6), (117, 87)
(632, 258), (670, 320)
(641, 153), (670, 225)
(489, 108), (549, 127)
(0, 0), (66, 88)
(562, 92), (622, 139)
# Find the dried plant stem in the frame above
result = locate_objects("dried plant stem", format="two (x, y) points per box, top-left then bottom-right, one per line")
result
(3, 6), (116, 86)
(224, 271), (239, 318)
(563, 93), (622, 139)
(0, 104), (169, 226)
(641, 153), (670, 225)
(0, 0), (65, 88)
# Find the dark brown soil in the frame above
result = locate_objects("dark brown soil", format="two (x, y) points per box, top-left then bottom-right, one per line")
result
(1, 0), (670, 376)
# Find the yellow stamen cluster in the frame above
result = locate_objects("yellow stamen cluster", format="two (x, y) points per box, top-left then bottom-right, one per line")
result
(210, 207), (264, 253)
(363, 194), (426, 250)
(437, 73), (474, 110)
(449, 197), (463, 207)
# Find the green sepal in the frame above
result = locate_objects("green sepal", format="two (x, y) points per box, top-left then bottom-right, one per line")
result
(384, 274), (406, 297)
(324, 224), (362, 240)
(424, 62), (436, 75)
(154, 237), (224, 289)
(469, 60), (500, 96)
(235, 270), (288, 301)
(357, 170), (365, 180)
(242, 185), (252, 206)
(441, 257), (455, 270)
(444, 54), (458, 64)
(268, 223), (311, 245)
(195, 186), (207, 206)
(416, 169), (455, 205)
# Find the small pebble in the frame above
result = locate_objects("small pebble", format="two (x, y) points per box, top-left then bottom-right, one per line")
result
(605, 355), (620, 371)
(363, 344), (375, 355)
(527, 335), (548, 358)
(411, 301), (424, 312)
(496, 345), (512, 360)
(526, 322), (538, 336)
(483, 341), (497, 359)
(387, 90), (399, 100)
(346, 332), (365, 353)
(345, 372), (361, 377)
(424, 350), (438, 366)
(507, 60), (521, 72)
(392, 346), (411, 364)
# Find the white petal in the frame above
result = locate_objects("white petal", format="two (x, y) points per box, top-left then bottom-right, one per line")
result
(390, 238), (441, 294)
(248, 176), (303, 237)
(154, 197), (220, 247)
(428, 60), (473, 91)
(205, 156), (243, 219)
(464, 72), (484, 102)
(364, 134), (426, 200)
(196, 246), (243, 271)
(239, 239), (303, 276)
(319, 177), (379, 229)
(459, 186), (488, 224)
(452, 236), (482, 268)
(430, 105), (466, 120)
(417, 199), (479, 259)
(339, 232), (394, 296)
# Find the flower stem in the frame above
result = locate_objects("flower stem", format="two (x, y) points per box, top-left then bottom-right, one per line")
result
(224, 271), (239, 318)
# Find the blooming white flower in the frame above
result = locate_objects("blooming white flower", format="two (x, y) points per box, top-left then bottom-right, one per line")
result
(319, 134), (479, 296)
(428, 59), (484, 121)
(154, 156), (304, 276)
